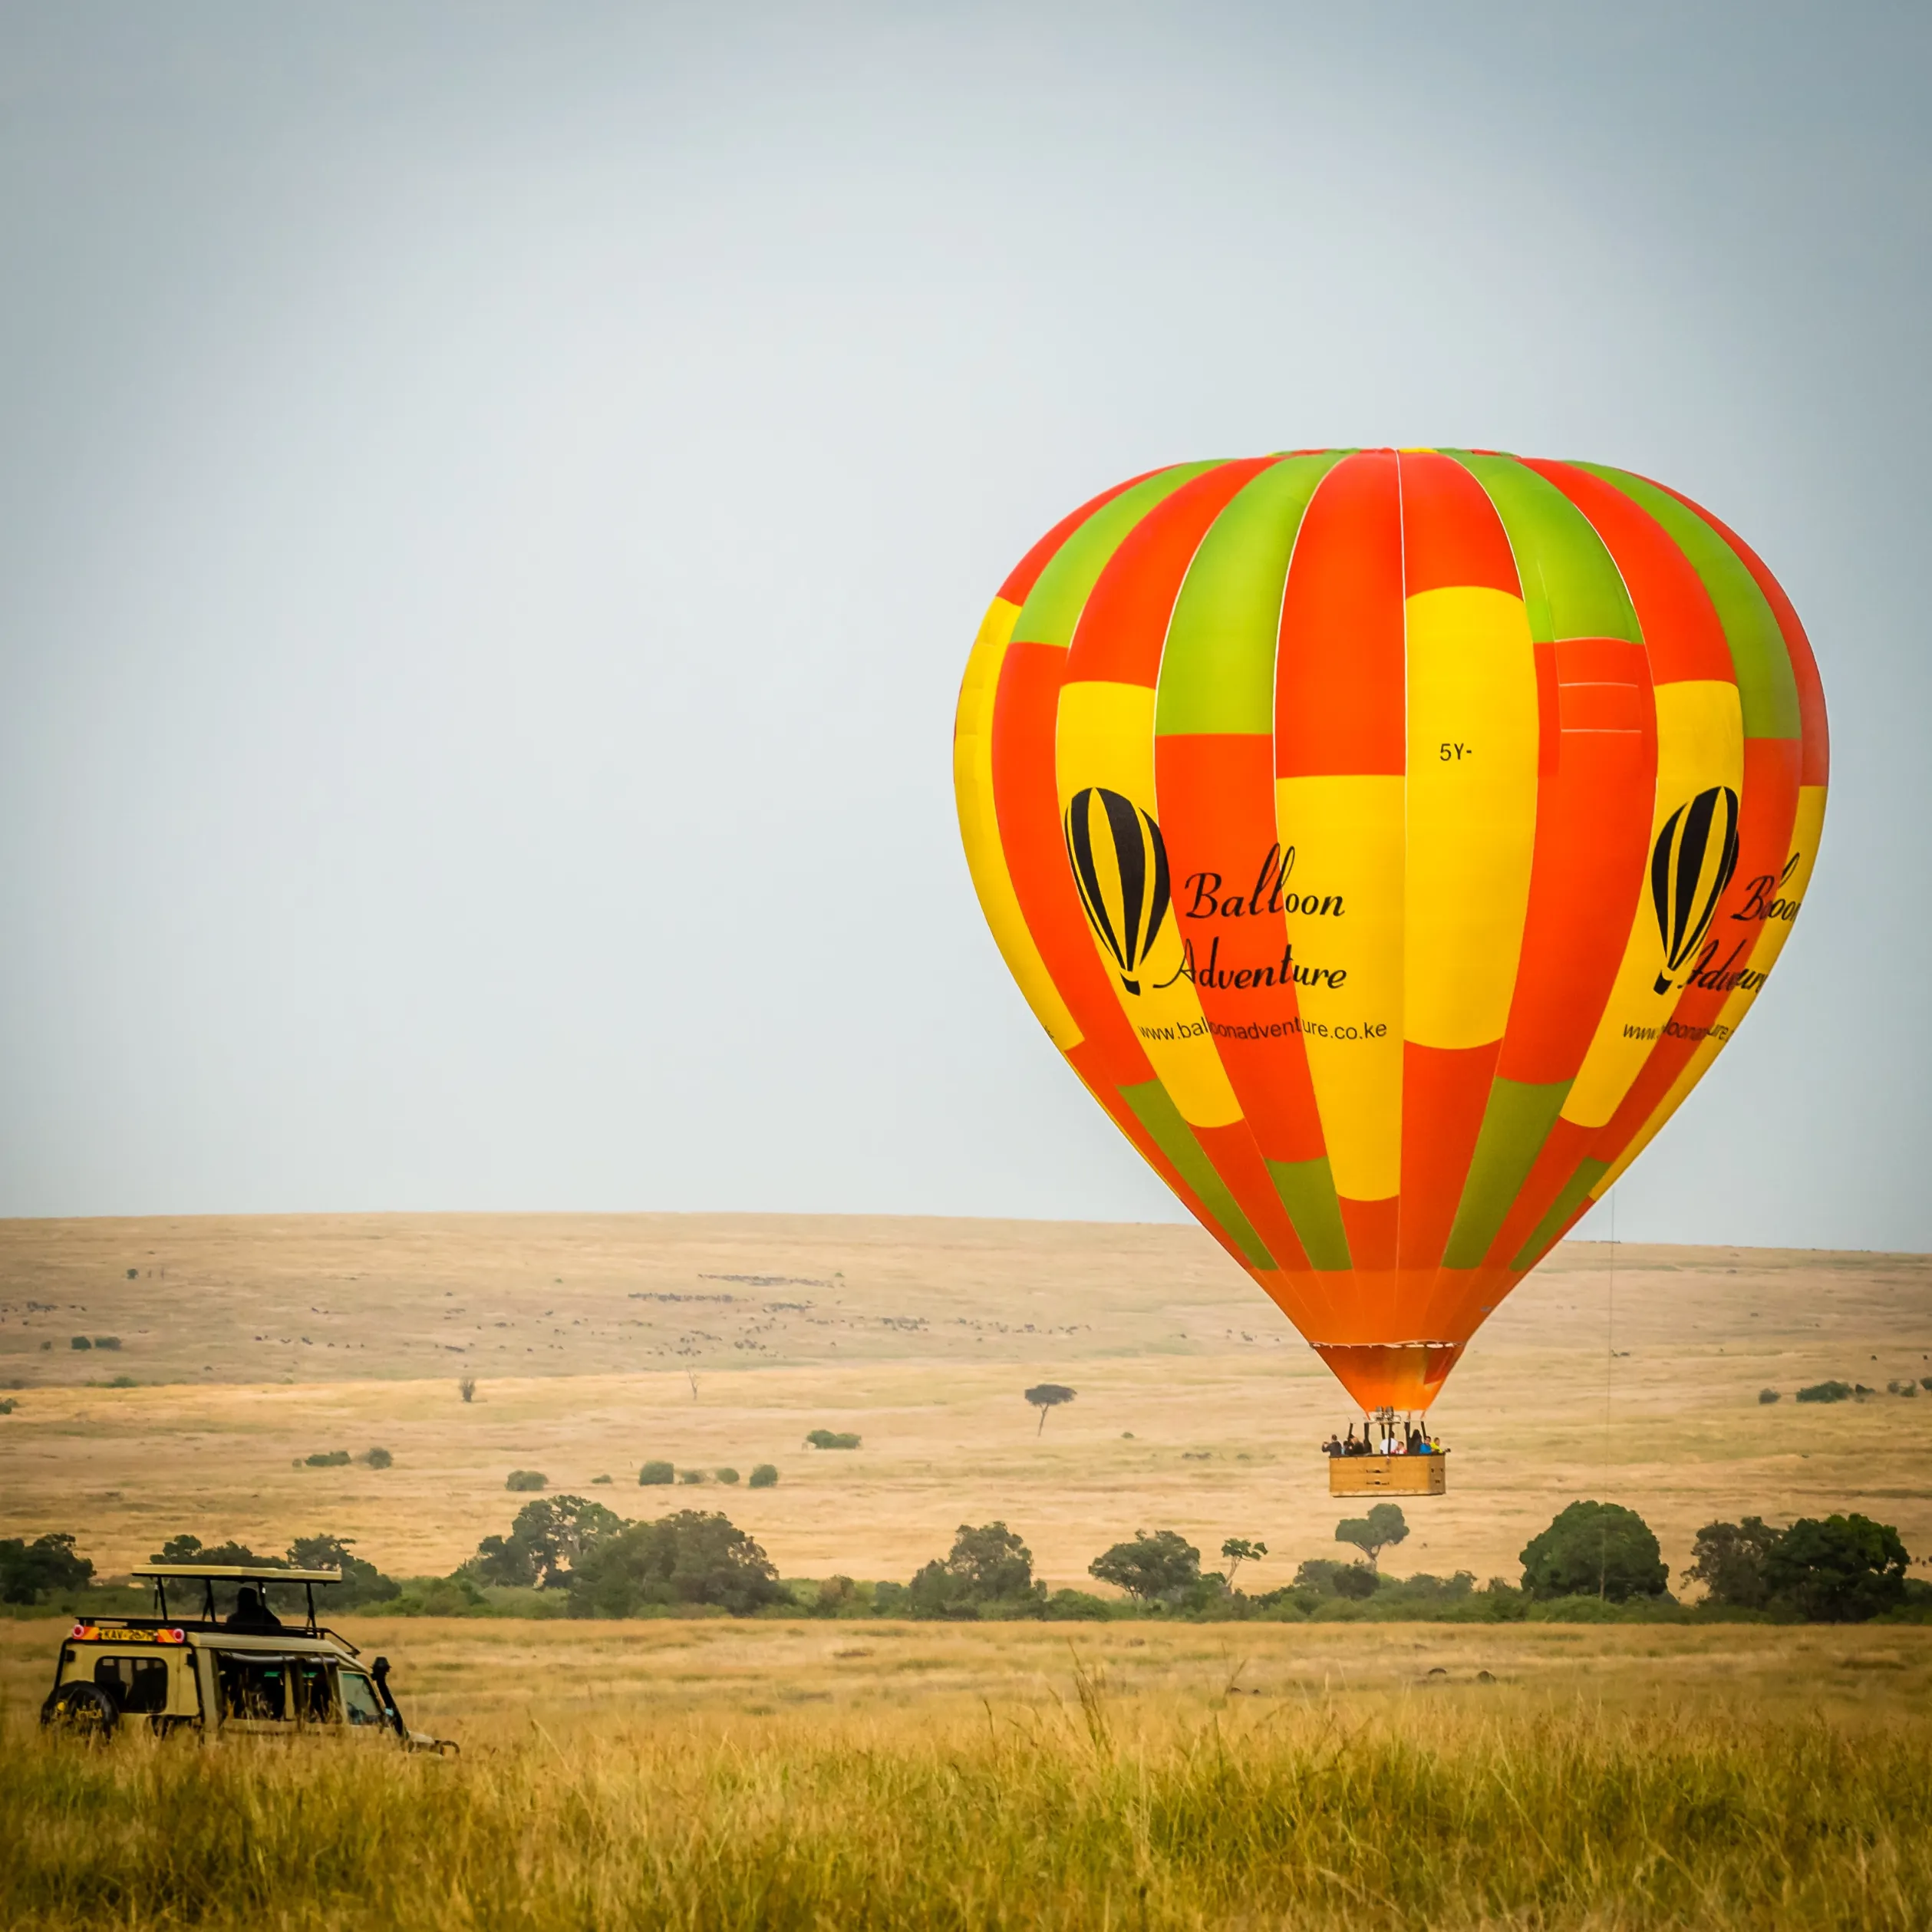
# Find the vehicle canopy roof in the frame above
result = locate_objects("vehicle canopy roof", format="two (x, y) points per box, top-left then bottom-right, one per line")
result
(133, 1564), (343, 1584)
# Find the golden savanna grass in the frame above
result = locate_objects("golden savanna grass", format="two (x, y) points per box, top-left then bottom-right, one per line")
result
(5, 1618), (1932, 1930)
(3, 1214), (1930, 1927)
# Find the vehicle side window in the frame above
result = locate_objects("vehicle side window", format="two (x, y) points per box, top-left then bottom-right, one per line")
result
(338, 1670), (386, 1728)
(294, 1657), (334, 1723)
(216, 1653), (290, 1721)
(94, 1655), (170, 1715)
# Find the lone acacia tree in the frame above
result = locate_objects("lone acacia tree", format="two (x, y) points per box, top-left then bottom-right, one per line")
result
(1024, 1383), (1076, 1436)
(1334, 1502), (1409, 1573)
(1221, 1537), (1268, 1591)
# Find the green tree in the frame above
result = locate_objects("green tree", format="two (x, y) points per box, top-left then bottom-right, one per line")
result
(908, 1522), (1040, 1616)
(638, 1459), (674, 1485)
(150, 1534), (282, 1568)
(1089, 1530), (1201, 1604)
(1685, 1517), (1779, 1609)
(473, 1496), (624, 1590)
(1221, 1538), (1268, 1591)
(1762, 1514), (1909, 1622)
(1024, 1384), (1076, 1436)
(748, 1463), (779, 1489)
(285, 1534), (400, 1607)
(1335, 1503), (1409, 1572)
(567, 1510), (785, 1617)
(1520, 1501), (1668, 1602)
(0, 1532), (93, 1604)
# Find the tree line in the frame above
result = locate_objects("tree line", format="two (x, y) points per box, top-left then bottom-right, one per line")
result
(5, 1498), (1924, 1624)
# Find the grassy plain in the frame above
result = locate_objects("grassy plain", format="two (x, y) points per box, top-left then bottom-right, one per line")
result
(5, 1215), (1932, 1929)
(2, 1213), (1929, 1589)
(5, 1617), (1932, 1930)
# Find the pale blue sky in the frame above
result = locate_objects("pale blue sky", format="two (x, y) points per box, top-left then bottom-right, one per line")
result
(0, 4), (1924, 1248)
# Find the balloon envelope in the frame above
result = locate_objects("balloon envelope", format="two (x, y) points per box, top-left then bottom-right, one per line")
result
(954, 450), (1828, 1413)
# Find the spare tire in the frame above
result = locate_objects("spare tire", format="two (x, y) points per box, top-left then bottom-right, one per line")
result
(42, 1680), (119, 1742)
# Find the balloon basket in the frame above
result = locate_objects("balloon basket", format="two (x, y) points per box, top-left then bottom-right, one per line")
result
(1328, 1455), (1446, 1497)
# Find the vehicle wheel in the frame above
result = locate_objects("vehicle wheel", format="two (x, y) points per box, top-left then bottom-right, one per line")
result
(42, 1682), (119, 1742)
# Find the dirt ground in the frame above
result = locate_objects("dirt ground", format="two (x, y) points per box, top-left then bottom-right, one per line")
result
(1, 1214), (1928, 1590)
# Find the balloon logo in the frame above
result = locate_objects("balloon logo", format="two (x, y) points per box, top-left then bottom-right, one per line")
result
(954, 449), (1828, 1416)
(1650, 786), (1742, 994)
(1063, 788), (1171, 995)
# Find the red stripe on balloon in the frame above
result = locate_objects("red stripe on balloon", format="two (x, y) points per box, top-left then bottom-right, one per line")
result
(1152, 734), (1327, 1164)
(1400, 450), (1522, 596)
(1067, 459), (1277, 686)
(1645, 481), (1831, 786)
(1274, 451), (1406, 778)
(1527, 461), (1736, 685)
(1493, 637), (1657, 1086)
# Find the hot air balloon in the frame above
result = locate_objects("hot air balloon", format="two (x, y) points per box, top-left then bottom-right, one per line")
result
(954, 449), (1827, 1489)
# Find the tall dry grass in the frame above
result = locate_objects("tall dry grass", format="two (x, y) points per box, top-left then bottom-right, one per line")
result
(6, 1679), (1930, 1930)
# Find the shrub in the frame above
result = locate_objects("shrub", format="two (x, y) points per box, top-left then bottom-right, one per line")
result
(362, 1447), (394, 1469)
(1924, 1377), (1932, 1393)
(1294, 1558), (1380, 1601)
(0, 1532), (93, 1605)
(805, 1429), (861, 1450)
(1521, 1502), (1669, 1602)
(1758, 1388), (1781, 1404)
(638, 1461), (674, 1486)
(1887, 1380), (1919, 1399)
(748, 1464), (779, 1489)
(69, 1337), (91, 1351)
(458, 1376), (477, 1403)
(506, 1469), (548, 1492)
(1090, 1529), (1201, 1604)
(0, 1400), (15, 1416)
(93, 1336), (121, 1350)
(566, 1510), (785, 1617)
(592, 1474), (613, 1485)
(1040, 1588), (1116, 1620)
(812, 1575), (859, 1616)
(305, 1450), (351, 1468)
(1796, 1380), (1853, 1403)
(679, 1469), (707, 1485)
(714, 1467), (740, 1485)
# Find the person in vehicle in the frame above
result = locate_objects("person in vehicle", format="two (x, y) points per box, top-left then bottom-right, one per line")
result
(225, 1586), (284, 1632)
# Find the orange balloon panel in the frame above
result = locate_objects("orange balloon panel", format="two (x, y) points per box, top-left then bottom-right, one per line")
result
(953, 450), (1828, 1413)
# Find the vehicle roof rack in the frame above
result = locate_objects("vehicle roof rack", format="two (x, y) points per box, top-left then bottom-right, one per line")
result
(132, 1564), (343, 1583)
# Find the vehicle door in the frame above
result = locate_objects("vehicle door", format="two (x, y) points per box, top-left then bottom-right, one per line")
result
(335, 1664), (392, 1738)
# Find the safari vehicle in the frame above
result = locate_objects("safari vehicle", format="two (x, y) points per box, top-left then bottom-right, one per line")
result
(38, 1561), (455, 1752)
